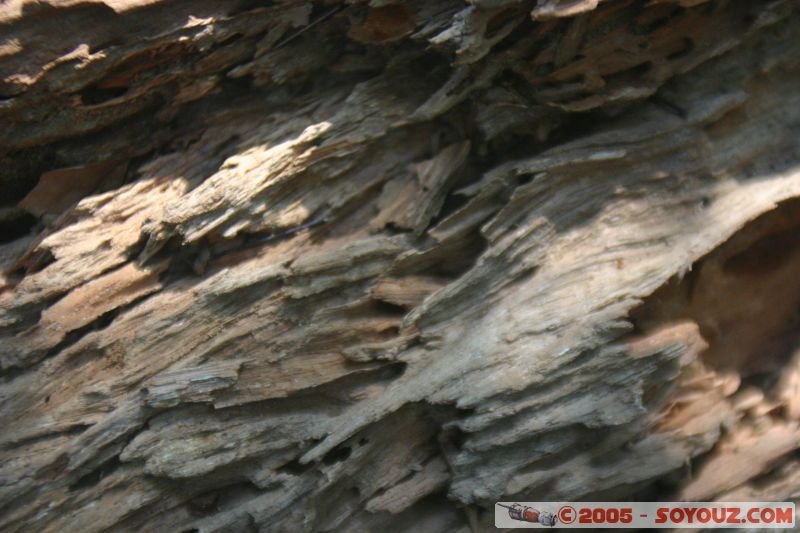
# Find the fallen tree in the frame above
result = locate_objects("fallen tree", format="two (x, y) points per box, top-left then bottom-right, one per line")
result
(2, 0), (800, 531)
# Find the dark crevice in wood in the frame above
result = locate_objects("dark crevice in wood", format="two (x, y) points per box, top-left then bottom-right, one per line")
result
(723, 225), (800, 276)
(80, 85), (129, 106)
(42, 304), (122, 359)
(69, 455), (122, 491)
(321, 444), (352, 465)
(0, 207), (37, 244)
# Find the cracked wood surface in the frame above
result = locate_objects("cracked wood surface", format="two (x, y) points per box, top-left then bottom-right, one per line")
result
(2, 0), (800, 531)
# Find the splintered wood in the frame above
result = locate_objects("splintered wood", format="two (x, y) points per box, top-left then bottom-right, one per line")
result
(1, 0), (800, 531)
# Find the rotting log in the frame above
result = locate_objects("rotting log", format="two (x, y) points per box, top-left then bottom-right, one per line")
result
(2, 0), (800, 531)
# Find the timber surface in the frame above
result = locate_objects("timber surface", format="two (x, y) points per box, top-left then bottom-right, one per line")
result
(2, 0), (800, 531)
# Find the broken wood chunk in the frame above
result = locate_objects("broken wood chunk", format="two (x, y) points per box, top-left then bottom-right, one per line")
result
(19, 160), (127, 218)
(372, 142), (471, 234)
(370, 275), (447, 308)
(144, 360), (244, 408)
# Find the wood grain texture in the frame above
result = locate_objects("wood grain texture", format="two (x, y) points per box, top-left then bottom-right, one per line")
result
(2, 0), (800, 531)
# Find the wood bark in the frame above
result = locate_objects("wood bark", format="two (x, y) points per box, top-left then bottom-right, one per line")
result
(2, 0), (800, 531)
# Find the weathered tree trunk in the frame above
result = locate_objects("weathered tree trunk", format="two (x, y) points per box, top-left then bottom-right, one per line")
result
(2, 0), (800, 531)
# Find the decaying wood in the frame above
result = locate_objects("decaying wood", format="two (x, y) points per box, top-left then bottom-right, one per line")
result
(2, 0), (800, 531)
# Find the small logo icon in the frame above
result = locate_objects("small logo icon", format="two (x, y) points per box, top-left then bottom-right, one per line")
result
(558, 505), (577, 524)
(497, 503), (557, 526)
